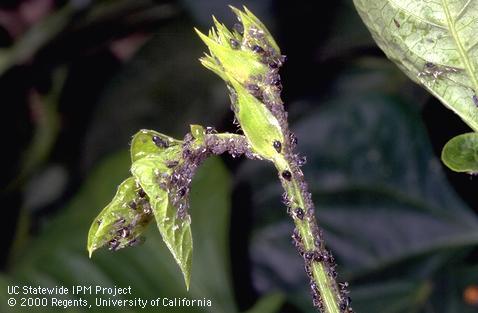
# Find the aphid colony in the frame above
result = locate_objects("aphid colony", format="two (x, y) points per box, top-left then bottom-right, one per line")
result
(100, 188), (153, 252)
(222, 16), (353, 313)
(418, 61), (460, 80)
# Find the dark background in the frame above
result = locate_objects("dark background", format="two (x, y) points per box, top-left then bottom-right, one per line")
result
(1, 1), (478, 313)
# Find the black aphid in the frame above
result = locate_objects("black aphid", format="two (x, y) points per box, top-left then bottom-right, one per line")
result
(166, 160), (179, 168)
(251, 45), (264, 53)
(128, 200), (137, 210)
(233, 22), (244, 34)
(96, 219), (102, 225)
(108, 239), (120, 251)
(273, 140), (282, 153)
(269, 61), (279, 69)
(393, 18), (400, 28)
(128, 236), (145, 247)
(295, 207), (304, 220)
(473, 95), (478, 107)
(138, 189), (146, 198)
(282, 170), (292, 181)
(230, 38), (240, 49)
(177, 187), (186, 198)
(304, 251), (314, 260)
(152, 135), (169, 148)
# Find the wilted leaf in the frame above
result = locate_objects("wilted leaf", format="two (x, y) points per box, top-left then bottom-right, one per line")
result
(441, 132), (478, 173)
(131, 154), (193, 289)
(353, 0), (478, 132)
(87, 177), (153, 257)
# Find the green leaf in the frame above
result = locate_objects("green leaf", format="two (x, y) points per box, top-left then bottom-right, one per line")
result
(441, 132), (478, 173)
(130, 129), (182, 162)
(353, 0), (478, 131)
(87, 176), (154, 257)
(228, 77), (284, 162)
(131, 154), (193, 290)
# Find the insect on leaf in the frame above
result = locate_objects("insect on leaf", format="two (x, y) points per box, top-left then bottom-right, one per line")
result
(130, 129), (182, 162)
(131, 154), (193, 290)
(353, 0), (478, 132)
(441, 132), (478, 173)
(87, 177), (154, 257)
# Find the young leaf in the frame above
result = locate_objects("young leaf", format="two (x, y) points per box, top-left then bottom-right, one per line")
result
(130, 129), (182, 162)
(87, 177), (153, 257)
(131, 154), (193, 289)
(441, 132), (478, 173)
(353, 0), (478, 132)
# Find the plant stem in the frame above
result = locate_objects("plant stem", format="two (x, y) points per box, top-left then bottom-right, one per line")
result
(274, 154), (344, 313)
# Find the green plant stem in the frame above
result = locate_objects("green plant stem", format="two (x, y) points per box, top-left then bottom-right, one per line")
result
(275, 157), (341, 313)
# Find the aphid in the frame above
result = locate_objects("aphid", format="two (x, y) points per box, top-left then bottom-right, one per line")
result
(177, 187), (186, 198)
(339, 282), (349, 290)
(393, 18), (400, 28)
(113, 217), (126, 227)
(282, 170), (292, 181)
(205, 126), (217, 134)
(269, 61), (279, 69)
(281, 192), (289, 205)
(251, 45), (264, 53)
(128, 200), (137, 210)
(152, 135), (168, 148)
(233, 23), (244, 35)
(143, 202), (152, 214)
(137, 189), (146, 198)
(246, 83), (261, 93)
(166, 160), (179, 168)
(298, 155), (307, 166)
(313, 252), (323, 262)
(295, 207), (304, 220)
(118, 227), (130, 238)
(108, 239), (120, 251)
(273, 140), (282, 153)
(96, 219), (102, 225)
(473, 95), (478, 107)
(230, 38), (240, 49)
(289, 133), (298, 146)
(304, 251), (314, 260)
(128, 236), (145, 247)
(418, 62), (460, 80)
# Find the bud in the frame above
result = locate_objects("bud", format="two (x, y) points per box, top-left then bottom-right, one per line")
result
(196, 6), (286, 162)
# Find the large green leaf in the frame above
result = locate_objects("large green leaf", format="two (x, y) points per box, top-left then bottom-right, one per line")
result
(353, 0), (478, 132)
(131, 154), (193, 290)
(239, 93), (478, 312)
